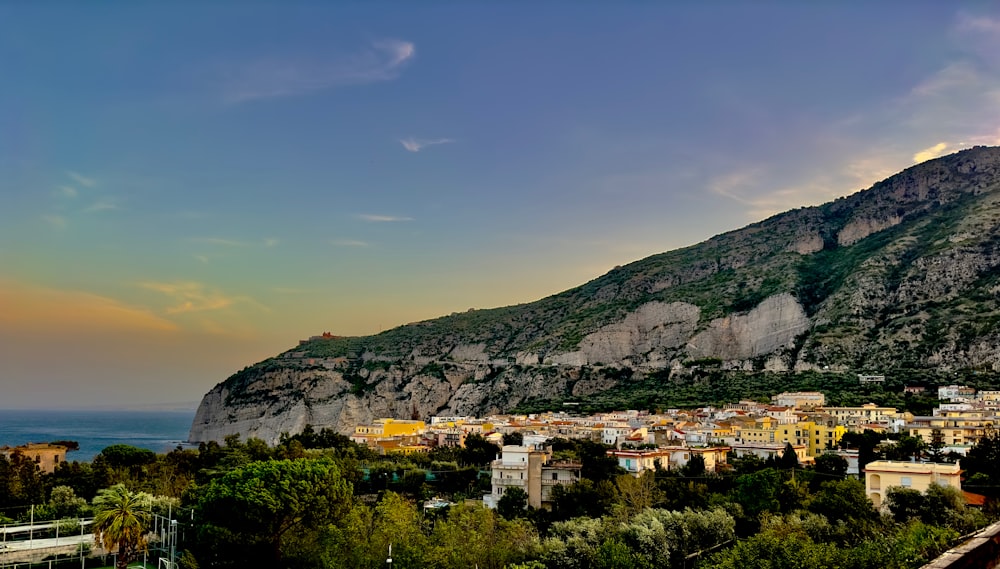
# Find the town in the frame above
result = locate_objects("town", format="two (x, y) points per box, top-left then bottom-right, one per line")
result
(346, 381), (1000, 510)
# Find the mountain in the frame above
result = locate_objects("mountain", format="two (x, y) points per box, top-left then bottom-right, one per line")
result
(190, 146), (1000, 443)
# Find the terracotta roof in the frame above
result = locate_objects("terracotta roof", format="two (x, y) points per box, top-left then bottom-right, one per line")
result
(963, 491), (987, 507)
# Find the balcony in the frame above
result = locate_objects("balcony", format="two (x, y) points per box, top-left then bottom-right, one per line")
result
(492, 461), (528, 470)
(545, 460), (583, 469)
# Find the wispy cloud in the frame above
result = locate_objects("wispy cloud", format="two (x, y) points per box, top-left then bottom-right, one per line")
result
(707, 168), (765, 205)
(708, 166), (838, 220)
(139, 281), (267, 315)
(712, 10), (1000, 222)
(399, 137), (454, 152)
(264, 238), (279, 248)
(223, 39), (415, 103)
(913, 142), (950, 163)
(332, 239), (370, 247)
(955, 13), (1000, 36)
(83, 198), (119, 213)
(58, 186), (78, 198)
(67, 171), (96, 188)
(0, 280), (177, 333)
(357, 214), (413, 223)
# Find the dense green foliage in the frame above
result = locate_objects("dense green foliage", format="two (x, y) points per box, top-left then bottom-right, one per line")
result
(515, 368), (1000, 415)
(8, 421), (1000, 568)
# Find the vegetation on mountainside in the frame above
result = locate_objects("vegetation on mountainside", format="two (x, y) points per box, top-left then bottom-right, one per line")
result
(513, 368), (1000, 415)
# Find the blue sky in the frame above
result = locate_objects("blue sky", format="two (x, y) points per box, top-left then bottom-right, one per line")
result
(2, 2), (999, 408)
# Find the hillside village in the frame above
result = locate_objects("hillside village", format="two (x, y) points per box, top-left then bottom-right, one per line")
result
(347, 382), (999, 510)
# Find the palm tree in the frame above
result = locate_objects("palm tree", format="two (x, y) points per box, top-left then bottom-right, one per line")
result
(92, 484), (152, 569)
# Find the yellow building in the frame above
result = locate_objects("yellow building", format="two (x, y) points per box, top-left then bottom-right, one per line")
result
(774, 421), (846, 457)
(820, 403), (901, 428)
(0, 443), (69, 474)
(864, 460), (962, 509)
(906, 413), (994, 446)
(353, 418), (426, 438)
(732, 416), (778, 444)
(351, 418), (427, 449)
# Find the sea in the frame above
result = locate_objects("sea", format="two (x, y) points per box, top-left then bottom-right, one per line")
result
(0, 409), (196, 462)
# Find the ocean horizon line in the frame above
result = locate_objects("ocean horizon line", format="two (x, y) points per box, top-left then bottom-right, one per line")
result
(0, 402), (200, 413)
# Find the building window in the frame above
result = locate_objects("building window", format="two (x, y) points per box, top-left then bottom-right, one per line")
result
(901, 477), (912, 488)
(552, 473), (558, 481)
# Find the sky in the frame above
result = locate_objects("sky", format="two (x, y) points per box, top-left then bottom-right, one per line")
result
(2, 2), (1000, 409)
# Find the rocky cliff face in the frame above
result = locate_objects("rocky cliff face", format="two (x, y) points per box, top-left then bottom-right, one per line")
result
(190, 146), (1000, 444)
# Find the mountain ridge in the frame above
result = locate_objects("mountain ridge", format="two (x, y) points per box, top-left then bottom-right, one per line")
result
(190, 146), (1000, 443)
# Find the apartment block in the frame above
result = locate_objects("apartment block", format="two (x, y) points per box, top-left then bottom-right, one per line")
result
(864, 460), (962, 509)
(489, 445), (581, 509)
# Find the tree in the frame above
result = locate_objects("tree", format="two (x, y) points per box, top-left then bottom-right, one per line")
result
(963, 427), (1000, 501)
(498, 486), (529, 519)
(92, 484), (152, 569)
(615, 471), (662, 518)
(322, 492), (427, 569)
(779, 443), (799, 470)
(619, 507), (736, 568)
(400, 468), (428, 500)
(679, 454), (706, 478)
(735, 469), (781, 519)
(838, 429), (883, 472)
(461, 434), (500, 467)
(503, 432), (525, 446)
(43, 485), (89, 519)
(0, 452), (45, 508)
(702, 529), (844, 569)
(885, 487), (925, 523)
(928, 429), (947, 462)
(882, 435), (926, 462)
(192, 458), (352, 568)
(549, 479), (616, 520)
(807, 479), (876, 542)
(90, 444), (158, 490)
(426, 503), (538, 569)
(812, 453), (848, 483)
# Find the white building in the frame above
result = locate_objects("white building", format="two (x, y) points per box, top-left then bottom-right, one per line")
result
(489, 445), (581, 509)
(858, 374), (886, 384)
(939, 385), (976, 402)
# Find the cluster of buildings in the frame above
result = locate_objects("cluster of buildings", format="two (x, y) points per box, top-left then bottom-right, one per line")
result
(348, 385), (996, 510)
